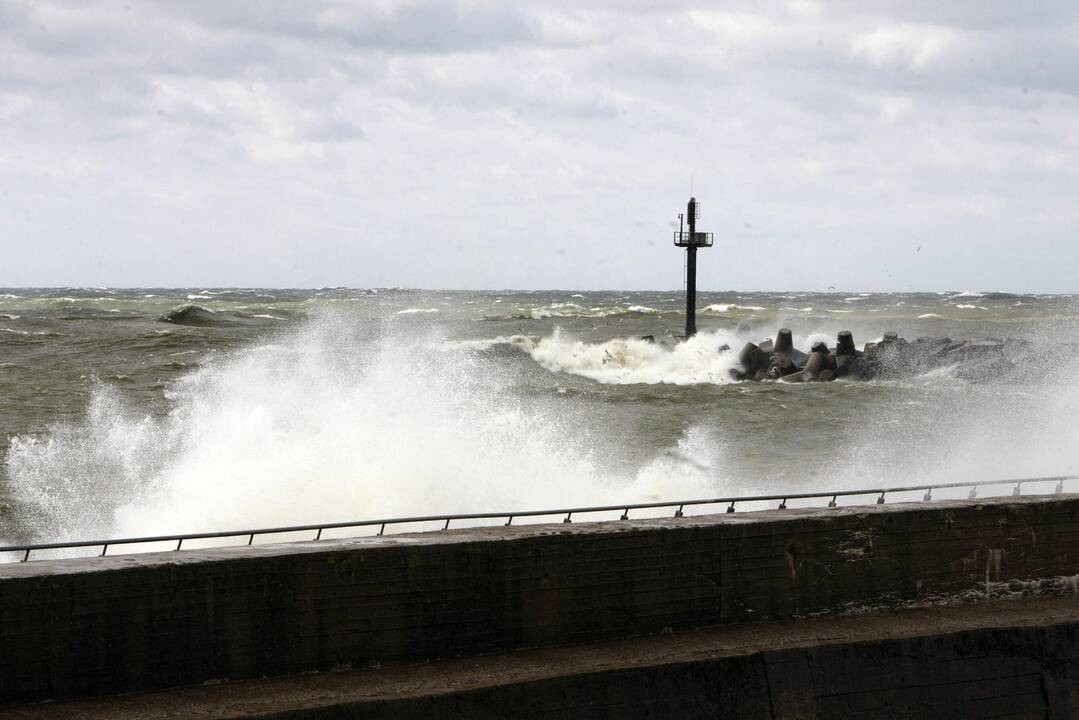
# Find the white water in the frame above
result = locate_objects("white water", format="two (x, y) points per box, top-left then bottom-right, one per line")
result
(508, 327), (842, 386)
(521, 329), (742, 385)
(4, 315), (716, 543)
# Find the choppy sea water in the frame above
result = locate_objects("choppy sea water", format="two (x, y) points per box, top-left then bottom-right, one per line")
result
(2, 287), (1079, 550)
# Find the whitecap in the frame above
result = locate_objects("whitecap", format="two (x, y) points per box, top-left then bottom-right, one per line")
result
(702, 304), (765, 313)
(396, 308), (439, 314)
(918, 313), (944, 319)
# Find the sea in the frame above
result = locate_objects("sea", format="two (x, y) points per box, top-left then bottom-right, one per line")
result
(2, 288), (1079, 554)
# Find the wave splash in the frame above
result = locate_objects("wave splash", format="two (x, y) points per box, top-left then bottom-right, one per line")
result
(3, 314), (715, 544)
(509, 329), (744, 385)
(493, 328), (842, 386)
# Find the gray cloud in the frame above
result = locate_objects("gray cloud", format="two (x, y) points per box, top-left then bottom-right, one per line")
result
(1, 1), (1078, 291)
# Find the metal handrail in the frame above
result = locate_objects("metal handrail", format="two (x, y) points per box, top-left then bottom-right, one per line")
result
(1, 474), (1076, 563)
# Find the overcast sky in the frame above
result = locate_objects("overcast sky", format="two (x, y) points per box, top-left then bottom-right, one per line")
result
(1, 1), (1077, 291)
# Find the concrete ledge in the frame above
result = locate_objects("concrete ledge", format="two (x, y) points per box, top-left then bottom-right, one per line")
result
(4, 495), (1079, 704)
(7, 596), (1079, 719)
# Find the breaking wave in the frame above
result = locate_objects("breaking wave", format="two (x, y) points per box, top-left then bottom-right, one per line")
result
(3, 314), (715, 544)
(510, 329), (742, 385)
(478, 327), (845, 386)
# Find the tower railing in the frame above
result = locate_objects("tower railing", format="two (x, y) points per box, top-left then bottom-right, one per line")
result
(1, 474), (1076, 564)
(673, 231), (714, 247)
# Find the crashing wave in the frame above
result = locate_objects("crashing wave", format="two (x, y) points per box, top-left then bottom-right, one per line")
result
(2, 317), (714, 543)
(491, 329), (742, 385)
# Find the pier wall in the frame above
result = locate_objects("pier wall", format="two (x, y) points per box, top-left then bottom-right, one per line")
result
(253, 613), (1079, 720)
(3, 495), (1079, 705)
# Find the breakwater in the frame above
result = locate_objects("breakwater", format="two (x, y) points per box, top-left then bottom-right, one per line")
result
(731, 327), (1057, 382)
(4, 495), (1079, 716)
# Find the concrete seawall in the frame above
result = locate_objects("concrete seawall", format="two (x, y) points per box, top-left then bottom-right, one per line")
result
(9, 596), (1079, 719)
(3, 495), (1079, 709)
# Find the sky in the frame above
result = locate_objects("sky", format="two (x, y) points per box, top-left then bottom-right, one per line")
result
(1, 1), (1078, 292)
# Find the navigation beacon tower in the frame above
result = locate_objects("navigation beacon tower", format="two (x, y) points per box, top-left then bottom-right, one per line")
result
(672, 196), (713, 338)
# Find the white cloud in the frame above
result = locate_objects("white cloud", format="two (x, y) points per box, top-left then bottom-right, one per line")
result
(850, 24), (960, 71)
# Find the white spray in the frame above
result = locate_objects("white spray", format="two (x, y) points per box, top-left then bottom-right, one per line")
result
(4, 313), (718, 543)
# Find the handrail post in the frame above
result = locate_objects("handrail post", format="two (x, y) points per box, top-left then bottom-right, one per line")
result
(315, 528), (323, 541)
(563, 513), (572, 524)
(1012, 483), (1022, 497)
(1056, 480), (1065, 495)
(505, 515), (514, 526)
(726, 502), (735, 513)
(778, 498), (787, 509)
(248, 534), (254, 546)
(923, 488), (933, 502)
(620, 508), (629, 520)
(877, 492), (886, 505)
(101, 544), (108, 557)
(828, 495), (837, 508)
(378, 523), (385, 536)
(968, 486), (978, 500)
(22, 548), (30, 562)
(443, 518), (451, 530)
(176, 538), (183, 551)
(675, 504), (684, 518)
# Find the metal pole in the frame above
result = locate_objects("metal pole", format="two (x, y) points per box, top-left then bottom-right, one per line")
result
(685, 197), (697, 337)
